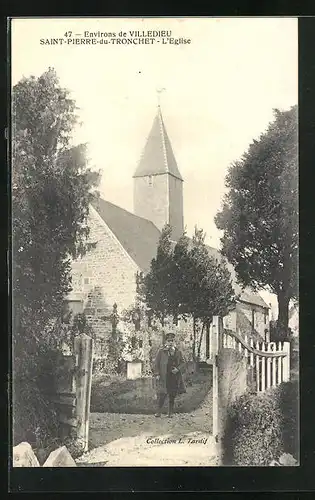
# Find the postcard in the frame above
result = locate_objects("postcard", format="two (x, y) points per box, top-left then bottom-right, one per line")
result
(11, 17), (298, 469)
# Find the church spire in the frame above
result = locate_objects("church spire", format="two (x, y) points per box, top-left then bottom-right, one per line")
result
(133, 103), (183, 181)
(133, 99), (184, 241)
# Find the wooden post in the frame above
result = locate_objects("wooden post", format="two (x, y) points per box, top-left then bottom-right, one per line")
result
(244, 335), (249, 363)
(270, 342), (277, 387)
(261, 343), (266, 392)
(211, 316), (220, 443)
(74, 335), (94, 453)
(250, 339), (254, 367)
(266, 344), (272, 389)
(276, 342), (281, 386)
(283, 341), (291, 382)
(255, 341), (260, 392)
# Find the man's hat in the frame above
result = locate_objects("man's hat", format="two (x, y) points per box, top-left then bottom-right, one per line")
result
(165, 332), (175, 341)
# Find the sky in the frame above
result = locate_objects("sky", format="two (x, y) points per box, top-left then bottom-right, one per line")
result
(11, 17), (298, 314)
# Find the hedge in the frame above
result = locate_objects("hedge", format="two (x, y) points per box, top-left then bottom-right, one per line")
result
(13, 343), (61, 449)
(222, 379), (299, 466)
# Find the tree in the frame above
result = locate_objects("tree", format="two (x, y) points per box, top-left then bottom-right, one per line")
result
(12, 68), (100, 443)
(139, 225), (235, 361)
(139, 224), (174, 326)
(175, 228), (235, 360)
(215, 106), (298, 340)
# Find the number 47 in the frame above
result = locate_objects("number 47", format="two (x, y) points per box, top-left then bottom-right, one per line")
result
(64, 31), (72, 37)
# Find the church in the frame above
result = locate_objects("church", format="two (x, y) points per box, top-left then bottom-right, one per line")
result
(67, 105), (270, 351)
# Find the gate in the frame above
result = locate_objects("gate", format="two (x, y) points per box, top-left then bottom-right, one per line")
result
(53, 335), (93, 452)
(208, 316), (291, 443)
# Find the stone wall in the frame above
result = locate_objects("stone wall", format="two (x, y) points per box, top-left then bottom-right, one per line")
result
(217, 348), (248, 437)
(70, 206), (139, 339)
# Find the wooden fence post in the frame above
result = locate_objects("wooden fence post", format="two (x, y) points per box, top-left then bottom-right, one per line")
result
(261, 343), (266, 392)
(212, 315), (224, 465)
(74, 334), (94, 453)
(282, 341), (291, 382)
(211, 316), (219, 442)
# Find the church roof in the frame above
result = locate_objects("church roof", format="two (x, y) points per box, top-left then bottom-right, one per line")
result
(91, 197), (161, 273)
(92, 196), (268, 309)
(133, 106), (183, 181)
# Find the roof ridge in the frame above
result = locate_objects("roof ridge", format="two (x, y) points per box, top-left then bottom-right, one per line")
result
(158, 107), (169, 172)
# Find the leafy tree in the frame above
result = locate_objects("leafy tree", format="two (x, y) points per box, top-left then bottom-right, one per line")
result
(172, 228), (235, 360)
(215, 106), (298, 340)
(12, 68), (100, 443)
(138, 224), (174, 326)
(139, 225), (235, 361)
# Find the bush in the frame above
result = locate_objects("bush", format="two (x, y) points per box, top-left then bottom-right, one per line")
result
(277, 379), (299, 460)
(13, 342), (60, 449)
(222, 380), (299, 466)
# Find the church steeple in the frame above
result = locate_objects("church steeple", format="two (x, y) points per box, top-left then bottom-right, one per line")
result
(133, 106), (183, 181)
(133, 105), (184, 241)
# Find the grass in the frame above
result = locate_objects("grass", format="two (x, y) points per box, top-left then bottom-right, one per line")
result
(90, 369), (212, 414)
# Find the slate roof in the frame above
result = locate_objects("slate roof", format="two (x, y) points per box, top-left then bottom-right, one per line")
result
(133, 106), (183, 181)
(92, 196), (269, 309)
(91, 197), (161, 274)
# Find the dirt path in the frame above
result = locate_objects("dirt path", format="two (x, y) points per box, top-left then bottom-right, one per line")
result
(76, 388), (219, 467)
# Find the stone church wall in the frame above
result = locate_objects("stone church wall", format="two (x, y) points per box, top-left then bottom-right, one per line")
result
(70, 207), (138, 339)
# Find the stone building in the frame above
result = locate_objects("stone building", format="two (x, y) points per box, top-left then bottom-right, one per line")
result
(67, 105), (270, 363)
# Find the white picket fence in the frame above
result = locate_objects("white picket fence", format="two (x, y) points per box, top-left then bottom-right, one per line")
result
(203, 319), (290, 393)
(222, 330), (290, 392)
(209, 317), (291, 442)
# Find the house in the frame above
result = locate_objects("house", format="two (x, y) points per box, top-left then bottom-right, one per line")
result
(67, 105), (270, 360)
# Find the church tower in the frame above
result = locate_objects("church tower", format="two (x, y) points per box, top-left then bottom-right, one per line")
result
(133, 106), (184, 241)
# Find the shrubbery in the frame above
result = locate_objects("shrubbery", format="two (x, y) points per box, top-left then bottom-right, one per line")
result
(12, 70), (100, 451)
(222, 379), (299, 466)
(13, 341), (60, 449)
(277, 379), (299, 460)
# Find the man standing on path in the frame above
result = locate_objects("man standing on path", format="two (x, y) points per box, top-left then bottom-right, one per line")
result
(154, 332), (186, 418)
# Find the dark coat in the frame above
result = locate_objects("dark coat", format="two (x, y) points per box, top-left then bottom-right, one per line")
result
(154, 346), (186, 396)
